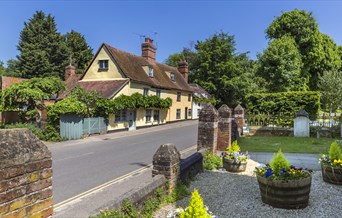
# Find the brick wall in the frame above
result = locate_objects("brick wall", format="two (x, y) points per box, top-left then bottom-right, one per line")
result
(197, 103), (218, 153)
(0, 129), (53, 218)
(217, 104), (232, 150)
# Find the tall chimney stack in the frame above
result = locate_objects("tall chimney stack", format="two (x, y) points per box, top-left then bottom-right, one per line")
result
(65, 65), (75, 81)
(141, 37), (156, 63)
(178, 59), (189, 83)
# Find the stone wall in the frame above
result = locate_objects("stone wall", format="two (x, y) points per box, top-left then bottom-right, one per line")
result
(217, 105), (232, 150)
(0, 129), (53, 218)
(197, 103), (218, 153)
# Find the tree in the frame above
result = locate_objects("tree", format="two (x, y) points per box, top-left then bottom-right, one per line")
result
(189, 32), (260, 107)
(17, 11), (69, 79)
(5, 58), (22, 77)
(164, 48), (196, 68)
(64, 30), (93, 72)
(1, 77), (65, 121)
(0, 60), (6, 76)
(257, 35), (306, 92)
(318, 70), (342, 113)
(266, 9), (341, 90)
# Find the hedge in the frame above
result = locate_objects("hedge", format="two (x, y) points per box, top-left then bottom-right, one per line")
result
(245, 91), (321, 117)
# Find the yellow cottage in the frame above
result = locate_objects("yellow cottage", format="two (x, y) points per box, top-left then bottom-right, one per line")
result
(75, 38), (193, 131)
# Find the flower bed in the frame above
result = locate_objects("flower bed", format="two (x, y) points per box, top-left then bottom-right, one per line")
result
(319, 141), (342, 185)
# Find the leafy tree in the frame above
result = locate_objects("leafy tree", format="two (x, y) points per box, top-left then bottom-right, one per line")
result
(189, 32), (260, 107)
(6, 58), (22, 77)
(266, 9), (341, 90)
(164, 48), (196, 68)
(17, 11), (69, 79)
(257, 35), (305, 92)
(318, 70), (342, 113)
(0, 60), (6, 76)
(64, 30), (93, 72)
(1, 77), (65, 121)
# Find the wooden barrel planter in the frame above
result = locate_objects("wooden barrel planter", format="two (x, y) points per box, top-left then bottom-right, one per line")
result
(256, 175), (312, 209)
(321, 164), (342, 185)
(222, 158), (247, 172)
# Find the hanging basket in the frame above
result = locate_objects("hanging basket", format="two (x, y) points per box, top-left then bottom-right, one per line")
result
(222, 158), (247, 172)
(321, 164), (342, 185)
(256, 174), (312, 209)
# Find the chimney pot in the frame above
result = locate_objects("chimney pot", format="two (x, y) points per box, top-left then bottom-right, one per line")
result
(142, 37), (157, 63)
(65, 65), (75, 81)
(178, 59), (189, 83)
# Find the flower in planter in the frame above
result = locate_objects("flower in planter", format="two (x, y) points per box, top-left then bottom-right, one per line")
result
(319, 141), (342, 185)
(255, 149), (312, 209)
(255, 150), (311, 180)
(221, 140), (249, 162)
(319, 141), (342, 167)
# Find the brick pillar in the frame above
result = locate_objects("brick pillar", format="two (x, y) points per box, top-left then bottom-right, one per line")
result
(197, 103), (218, 153)
(0, 129), (53, 218)
(217, 104), (232, 151)
(234, 104), (245, 136)
(152, 144), (180, 193)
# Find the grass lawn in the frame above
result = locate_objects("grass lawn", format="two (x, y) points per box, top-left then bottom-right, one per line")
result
(238, 136), (339, 154)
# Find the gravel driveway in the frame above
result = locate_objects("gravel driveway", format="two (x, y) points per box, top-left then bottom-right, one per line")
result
(154, 159), (342, 218)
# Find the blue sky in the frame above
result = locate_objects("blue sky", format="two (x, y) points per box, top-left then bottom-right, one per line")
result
(0, 1), (342, 66)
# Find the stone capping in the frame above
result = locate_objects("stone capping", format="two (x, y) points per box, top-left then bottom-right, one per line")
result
(0, 128), (51, 168)
(296, 110), (309, 118)
(218, 104), (232, 119)
(199, 103), (218, 122)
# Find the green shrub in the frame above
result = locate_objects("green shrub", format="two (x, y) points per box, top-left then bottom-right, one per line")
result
(170, 182), (191, 202)
(227, 140), (240, 153)
(179, 189), (211, 218)
(329, 141), (342, 161)
(203, 150), (222, 170)
(246, 91), (320, 126)
(270, 149), (291, 174)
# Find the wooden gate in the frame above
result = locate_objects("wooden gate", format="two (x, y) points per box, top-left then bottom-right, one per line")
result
(83, 117), (107, 135)
(60, 115), (107, 140)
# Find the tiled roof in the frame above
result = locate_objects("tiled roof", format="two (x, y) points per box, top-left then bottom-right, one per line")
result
(78, 79), (129, 99)
(58, 74), (83, 99)
(103, 44), (193, 92)
(189, 83), (211, 99)
(1, 76), (27, 91)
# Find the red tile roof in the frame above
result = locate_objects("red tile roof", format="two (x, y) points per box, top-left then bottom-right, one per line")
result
(189, 83), (211, 99)
(58, 74), (83, 99)
(78, 79), (129, 99)
(1, 76), (27, 91)
(99, 44), (193, 92)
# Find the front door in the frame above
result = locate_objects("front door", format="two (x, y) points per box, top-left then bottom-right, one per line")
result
(185, 107), (188, 119)
(127, 110), (136, 131)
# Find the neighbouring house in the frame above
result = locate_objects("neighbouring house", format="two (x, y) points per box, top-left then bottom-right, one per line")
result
(63, 37), (194, 131)
(189, 83), (212, 119)
(0, 76), (28, 123)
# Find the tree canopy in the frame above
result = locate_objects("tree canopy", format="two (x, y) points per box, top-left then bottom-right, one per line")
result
(318, 70), (342, 113)
(257, 35), (305, 92)
(188, 32), (260, 107)
(64, 30), (94, 72)
(265, 9), (341, 90)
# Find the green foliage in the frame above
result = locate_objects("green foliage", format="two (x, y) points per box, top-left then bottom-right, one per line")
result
(265, 9), (341, 91)
(329, 141), (342, 161)
(187, 31), (261, 107)
(203, 150), (223, 170)
(246, 91), (321, 125)
(270, 149), (291, 175)
(64, 30), (94, 72)
(179, 189), (211, 218)
(318, 70), (342, 113)
(170, 182), (191, 202)
(227, 140), (240, 153)
(257, 35), (306, 92)
(17, 11), (70, 79)
(1, 77), (65, 122)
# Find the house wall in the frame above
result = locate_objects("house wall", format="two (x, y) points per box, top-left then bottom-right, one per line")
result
(192, 101), (202, 119)
(164, 90), (192, 122)
(82, 47), (125, 81)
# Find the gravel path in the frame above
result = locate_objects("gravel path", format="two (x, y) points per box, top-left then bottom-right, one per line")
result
(154, 159), (342, 218)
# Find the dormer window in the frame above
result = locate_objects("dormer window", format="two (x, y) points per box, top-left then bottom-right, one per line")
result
(148, 66), (154, 78)
(99, 60), (109, 71)
(170, 72), (175, 81)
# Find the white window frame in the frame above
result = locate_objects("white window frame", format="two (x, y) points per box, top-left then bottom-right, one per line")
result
(99, 60), (109, 71)
(148, 66), (154, 78)
(156, 89), (161, 98)
(153, 110), (160, 122)
(146, 109), (152, 123)
(143, 88), (149, 97)
(177, 92), (181, 102)
(170, 72), (175, 81)
(115, 110), (126, 122)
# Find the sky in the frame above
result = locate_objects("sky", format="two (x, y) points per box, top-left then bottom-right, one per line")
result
(0, 0), (342, 66)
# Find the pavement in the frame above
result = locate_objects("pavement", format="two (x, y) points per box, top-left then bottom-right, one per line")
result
(249, 152), (321, 170)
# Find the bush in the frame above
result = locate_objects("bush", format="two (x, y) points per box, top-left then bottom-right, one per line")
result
(203, 150), (222, 170)
(329, 141), (342, 161)
(179, 189), (211, 218)
(246, 91), (320, 126)
(227, 140), (240, 153)
(270, 149), (291, 175)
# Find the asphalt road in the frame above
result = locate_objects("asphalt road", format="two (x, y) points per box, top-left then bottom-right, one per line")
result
(48, 120), (198, 204)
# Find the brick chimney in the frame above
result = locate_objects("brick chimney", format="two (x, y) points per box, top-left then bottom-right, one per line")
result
(65, 65), (75, 81)
(178, 59), (189, 83)
(142, 37), (156, 63)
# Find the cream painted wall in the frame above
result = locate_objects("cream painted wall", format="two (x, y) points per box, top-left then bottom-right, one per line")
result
(163, 90), (193, 122)
(82, 47), (125, 81)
